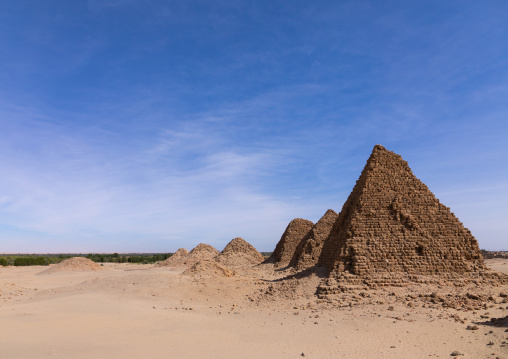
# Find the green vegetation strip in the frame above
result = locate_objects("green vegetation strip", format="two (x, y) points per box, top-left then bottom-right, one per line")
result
(0, 253), (173, 266)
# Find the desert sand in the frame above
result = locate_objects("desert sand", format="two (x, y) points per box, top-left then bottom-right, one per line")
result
(0, 259), (506, 359)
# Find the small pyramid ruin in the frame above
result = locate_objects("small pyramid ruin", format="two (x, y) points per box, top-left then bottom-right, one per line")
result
(157, 244), (219, 269)
(183, 243), (219, 268)
(156, 248), (189, 268)
(270, 218), (314, 267)
(318, 145), (497, 287)
(39, 257), (104, 275)
(216, 237), (265, 267)
(189, 243), (219, 260)
(289, 209), (338, 270)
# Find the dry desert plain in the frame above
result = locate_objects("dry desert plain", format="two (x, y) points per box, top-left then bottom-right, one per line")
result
(0, 258), (507, 359)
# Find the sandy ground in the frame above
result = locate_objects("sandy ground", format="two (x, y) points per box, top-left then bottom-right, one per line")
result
(1, 260), (507, 359)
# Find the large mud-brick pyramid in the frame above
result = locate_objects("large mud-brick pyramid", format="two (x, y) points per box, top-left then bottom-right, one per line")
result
(319, 145), (487, 281)
(272, 145), (502, 285)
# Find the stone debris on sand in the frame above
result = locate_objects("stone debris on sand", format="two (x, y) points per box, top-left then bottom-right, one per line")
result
(182, 259), (234, 278)
(38, 257), (104, 274)
(269, 218), (314, 267)
(216, 237), (264, 267)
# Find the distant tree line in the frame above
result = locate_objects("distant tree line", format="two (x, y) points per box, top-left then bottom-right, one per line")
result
(13, 257), (49, 266)
(0, 253), (172, 266)
(0, 256), (61, 266)
(0, 254), (72, 266)
(85, 253), (171, 264)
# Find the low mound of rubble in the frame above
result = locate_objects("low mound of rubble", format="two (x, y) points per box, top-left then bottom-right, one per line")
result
(38, 257), (104, 274)
(182, 259), (234, 278)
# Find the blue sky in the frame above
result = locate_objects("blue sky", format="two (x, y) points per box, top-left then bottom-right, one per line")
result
(0, 0), (507, 252)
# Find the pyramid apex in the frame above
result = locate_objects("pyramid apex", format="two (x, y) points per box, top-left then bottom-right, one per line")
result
(372, 144), (388, 153)
(228, 237), (247, 245)
(367, 145), (406, 168)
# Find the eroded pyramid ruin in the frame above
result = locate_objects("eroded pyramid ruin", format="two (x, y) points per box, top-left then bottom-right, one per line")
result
(187, 243), (219, 263)
(156, 248), (189, 268)
(319, 145), (493, 286)
(216, 237), (265, 267)
(289, 209), (338, 270)
(158, 244), (219, 269)
(270, 218), (314, 267)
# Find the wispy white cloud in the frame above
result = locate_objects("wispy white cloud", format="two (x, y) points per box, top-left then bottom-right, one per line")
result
(1, 78), (507, 252)
(0, 101), (314, 252)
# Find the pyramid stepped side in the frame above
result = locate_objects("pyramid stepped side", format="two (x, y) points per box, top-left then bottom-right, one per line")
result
(270, 218), (314, 267)
(320, 145), (490, 285)
(289, 209), (338, 270)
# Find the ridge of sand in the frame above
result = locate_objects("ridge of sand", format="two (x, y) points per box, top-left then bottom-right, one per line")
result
(38, 257), (104, 274)
(216, 237), (264, 267)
